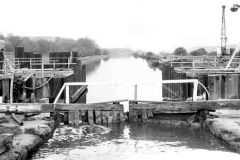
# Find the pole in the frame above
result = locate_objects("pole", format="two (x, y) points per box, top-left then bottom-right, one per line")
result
(134, 85), (137, 100)
(66, 85), (69, 104)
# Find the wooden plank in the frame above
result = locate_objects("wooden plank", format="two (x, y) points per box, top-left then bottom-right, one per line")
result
(93, 99), (128, 104)
(141, 109), (147, 122)
(88, 110), (94, 125)
(129, 100), (240, 113)
(79, 110), (82, 124)
(70, 85), (88, 102)
(68, 111), (75, 125)
(55, 103), (123, 111)
(95, 110), (102, 124)
(119, 111), (124, 122)
(102, 111), (108, 124)
(74, 110), (80, 126)
(106, 111), (113, 123)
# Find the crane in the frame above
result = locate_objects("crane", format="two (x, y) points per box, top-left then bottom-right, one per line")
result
(225, 4), (240, 70)
(221, 5), (227, 56)
(230, 4), (240, 12)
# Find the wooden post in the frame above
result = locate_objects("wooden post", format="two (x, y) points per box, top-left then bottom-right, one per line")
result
(41, 62), (44, 78)
(181, 54), (183, 68)
(95, 110), (102, 124)
(18, 59), (20, 69)
(88, 110), (94, 125)
(4, 61), (6, 77)
(30, 58), (32, 69)
(142, 109), (147, 122)
(68, 58), (70, 69)
(214, 56), (217, 67)
(134, 85), (137, 100)
(53, 61), (56, 75)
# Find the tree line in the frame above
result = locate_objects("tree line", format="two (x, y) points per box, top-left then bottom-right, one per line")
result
(0, 34), (109, 56)
(173, 47), (240, 56)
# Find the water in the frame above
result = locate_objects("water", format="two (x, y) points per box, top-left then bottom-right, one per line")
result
(86, 56), (163, 111)
(29, 123), (239, 160)
(29, 56), (240, 159)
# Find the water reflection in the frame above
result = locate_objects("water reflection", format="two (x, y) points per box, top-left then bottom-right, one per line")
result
(29, 123), (239, 160)
(86, 56), (163, 104)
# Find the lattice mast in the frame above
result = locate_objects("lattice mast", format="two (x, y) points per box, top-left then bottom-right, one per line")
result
(221, 5), (227, 56)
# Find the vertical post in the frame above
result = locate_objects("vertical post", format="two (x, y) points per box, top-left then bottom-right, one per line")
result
(193, 81), (198, 101)
(192, 60), (195, 69)
(66, 84), (69, 104)
(207, 59), (209, 69)
(134, 84), (137, 100)
(214, 56), (217, 67)
(53, 61), (56, 75)
(68, 58), (70, 69)
(4, 61), (6, 77)
(30, 58), (32, 69)
(181, 54), (183, 68)
(18, 59), (20, 69)
(41, 62), (44, 78)
(171, 60), (172, 67)
(159, 71), (163, 101)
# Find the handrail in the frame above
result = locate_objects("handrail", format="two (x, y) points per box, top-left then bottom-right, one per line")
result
(53, 79), (199, 104)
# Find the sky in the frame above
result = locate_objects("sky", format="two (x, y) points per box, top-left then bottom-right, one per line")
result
(1, 0), (240, 52)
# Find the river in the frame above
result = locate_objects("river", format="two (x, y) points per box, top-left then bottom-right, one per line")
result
(29, 56), (240, 160)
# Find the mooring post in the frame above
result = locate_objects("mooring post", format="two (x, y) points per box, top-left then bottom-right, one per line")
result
(134, 84), (137, 100)
(66, 84), (69, 104)
(193, 81), (198, 101)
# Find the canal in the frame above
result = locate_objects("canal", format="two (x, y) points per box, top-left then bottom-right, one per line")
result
(29, 56), (240, 159)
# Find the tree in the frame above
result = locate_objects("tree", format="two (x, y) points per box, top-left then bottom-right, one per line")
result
(173, 47), (187, 56)
(0, 34), (5, 40)
(146, 52), (154, 57)
(102, 49), (110, 55)
(94, 48), (101, 55)
(190, 48), (207, 56)
(5, 34), (23, 52)
(208, 51), (217, 56)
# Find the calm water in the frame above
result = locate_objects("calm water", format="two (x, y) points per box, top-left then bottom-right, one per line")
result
(29, 123), (239, 160)
(29, 56), (240, 159)
(86, 56), (162, 111)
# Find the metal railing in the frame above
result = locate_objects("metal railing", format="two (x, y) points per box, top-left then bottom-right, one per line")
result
(53, 79), (199, 104)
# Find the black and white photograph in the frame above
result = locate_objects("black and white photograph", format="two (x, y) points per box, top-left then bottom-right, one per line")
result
(0, 0), (240, 159)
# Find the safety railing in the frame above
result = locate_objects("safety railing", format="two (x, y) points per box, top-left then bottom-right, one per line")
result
(53, 79), (199, 104)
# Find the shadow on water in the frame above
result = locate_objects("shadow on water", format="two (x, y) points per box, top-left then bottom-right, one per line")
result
(29, 122), (239, 160)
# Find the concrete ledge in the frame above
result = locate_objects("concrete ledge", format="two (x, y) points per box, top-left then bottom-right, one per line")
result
(0, 113), (56, 160)
(205, 110), (240, 153)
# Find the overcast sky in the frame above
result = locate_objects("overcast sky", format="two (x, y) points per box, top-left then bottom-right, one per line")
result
(1, 0), (240, 52)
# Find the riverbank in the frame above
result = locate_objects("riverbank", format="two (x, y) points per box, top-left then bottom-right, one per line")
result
(205, 110), (240, 153)
(0, 113), (55, 160)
